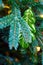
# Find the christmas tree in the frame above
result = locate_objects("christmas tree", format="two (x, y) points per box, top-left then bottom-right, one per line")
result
(0, 0), (43, 65)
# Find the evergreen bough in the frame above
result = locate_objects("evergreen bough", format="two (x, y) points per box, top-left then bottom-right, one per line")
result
(0, 0), (43, 65)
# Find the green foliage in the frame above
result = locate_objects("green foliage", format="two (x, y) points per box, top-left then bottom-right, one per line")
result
(19, 8), (36, 49)
(0, 0), (43, 65)
(0, 54), (21, 65)
(23, 7), (36, 32)
(0, 0), (32, 50)
(23, 7), (36, 41)
(19, 34), (29, 49)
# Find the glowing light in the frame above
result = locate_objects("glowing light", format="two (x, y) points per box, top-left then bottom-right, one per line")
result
(4, 5), (11, 14)
(36, 46), (40, 52)
(40, 14), (43, 18)
(8, 10), (12, 14)
(4, 5), (10, 9)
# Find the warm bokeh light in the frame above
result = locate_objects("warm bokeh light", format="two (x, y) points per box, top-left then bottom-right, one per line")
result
(4, 5), (11, 14)
(40, 14), (43, 18)
(36, 46), (40, 52)
(8, 10), (11, 14)
(4, 5), (10, 9)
